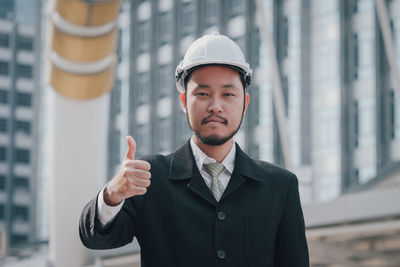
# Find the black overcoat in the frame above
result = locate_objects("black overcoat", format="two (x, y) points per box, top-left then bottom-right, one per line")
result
(79, 140), (309, 267)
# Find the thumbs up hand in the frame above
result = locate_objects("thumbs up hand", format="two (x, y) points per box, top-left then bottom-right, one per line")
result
(104, 136), (151, 206)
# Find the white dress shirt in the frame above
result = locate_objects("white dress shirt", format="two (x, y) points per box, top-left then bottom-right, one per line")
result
(189, 137), (235, 190)
(97, 137), (237, 227)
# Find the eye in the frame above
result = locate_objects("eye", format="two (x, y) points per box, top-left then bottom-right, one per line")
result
(195, 92), (208, 96)
(223, 93), (235, 97)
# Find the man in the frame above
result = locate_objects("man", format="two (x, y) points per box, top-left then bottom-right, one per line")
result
(79, 33), (309, 267)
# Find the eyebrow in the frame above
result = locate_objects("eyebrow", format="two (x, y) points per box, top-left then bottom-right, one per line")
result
(196, 84), (210, 88)
(195, 84), (236, 89)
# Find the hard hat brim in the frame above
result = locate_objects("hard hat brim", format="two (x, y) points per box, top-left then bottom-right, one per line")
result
(175, 61), (252, 93)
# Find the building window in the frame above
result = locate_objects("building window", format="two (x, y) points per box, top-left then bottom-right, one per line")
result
(159, 11), (172, 45)
(15, 149), (30, 163)
(0, 204), (4, 220)
(252, 29), (261, 68)
(0, 33), (9, 48)
(158, 64), (172, 97)
(390, 89), (400, 140)
(13, 205), (29, 222)
(138, 21), (150, 53)
(0, 175), (5, 190)
(137, 72), (149, 105)
(111, 81), (121, 115)
(281, 76), (289, 116)
(353, 169), (360, 186)
(0, 61), (9, 75)
(11, 234), (28, 245)
(17, 36), (33, 51)
(16, 64), (33, 78)
(0, 90), (8, 104)
(352, 28), (374, 81)
(15, 176), (29, 191)
(229, 0), (243, 17)
(15, 120), (31, 135)
(157, 118), (170, 152)
(16, 92), (32, 107)
(136, 124), (150, 157)
(390, 90), (395, 140)
(354, 101), (359, 147)
(109, 130), (120, 176)
(357, 98), (376, 149)
(205, 0), (218, 25)
(0, 1), (14, 20)
(353, 33), (359, 80)
(117, 30), (123, 63)
(0, 118), (7, 132)
(251, 86), (260, 125)
(182, 2), (195, 36)
(0, 147), (6, 161)
(279, 16), (289, 59)
(354, 0), (374, 13)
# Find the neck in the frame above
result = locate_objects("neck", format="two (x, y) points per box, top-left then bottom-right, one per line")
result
(193, 135), (234, 163)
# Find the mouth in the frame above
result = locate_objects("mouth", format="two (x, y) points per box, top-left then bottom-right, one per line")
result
(201, 115), (228, 125)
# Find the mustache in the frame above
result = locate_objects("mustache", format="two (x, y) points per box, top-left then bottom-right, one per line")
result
(201, 114), (228, 125)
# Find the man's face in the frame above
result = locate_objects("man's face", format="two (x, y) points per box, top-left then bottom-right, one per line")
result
(180, 65), (250, 146)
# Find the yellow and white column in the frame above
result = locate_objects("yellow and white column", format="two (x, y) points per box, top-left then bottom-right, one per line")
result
(46, 1), (122, 266)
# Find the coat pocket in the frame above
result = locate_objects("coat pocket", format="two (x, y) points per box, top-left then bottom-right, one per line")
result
(245, 216), (276, 265)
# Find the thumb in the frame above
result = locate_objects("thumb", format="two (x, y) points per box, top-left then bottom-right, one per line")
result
(124, 135), (136, 160)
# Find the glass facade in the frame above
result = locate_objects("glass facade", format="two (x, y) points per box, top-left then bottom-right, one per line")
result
(351, 0), (377, 186)
(0, 0), (41, 252)
(310, 0), (341, 201)
(388, 0), (400, 163)
(257, 0), (274, 164)
(0, 1), (14, 20)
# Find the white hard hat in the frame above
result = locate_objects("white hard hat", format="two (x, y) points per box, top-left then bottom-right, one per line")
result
(175, 32), (252, 93)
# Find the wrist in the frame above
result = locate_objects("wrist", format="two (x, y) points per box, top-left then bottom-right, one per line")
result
(103, 185), (123, 207)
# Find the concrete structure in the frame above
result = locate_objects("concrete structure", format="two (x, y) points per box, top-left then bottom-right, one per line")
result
(46, 0), (122, 267)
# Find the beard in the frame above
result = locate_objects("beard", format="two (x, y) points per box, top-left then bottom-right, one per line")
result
(186, 111), (245, 146)
(195, 131), (238, 146)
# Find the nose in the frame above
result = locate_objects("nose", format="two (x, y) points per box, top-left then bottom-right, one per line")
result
(207, 96), (223, 113)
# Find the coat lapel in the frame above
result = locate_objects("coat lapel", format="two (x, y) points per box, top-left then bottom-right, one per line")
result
(168, 140), (217, 206)
(220, 143), (263, 201)
(168, 140), (263, 205)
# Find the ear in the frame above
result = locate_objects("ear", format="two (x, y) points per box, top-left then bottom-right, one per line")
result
(244, 93), (250, 114)
(180, 92), (187, 114)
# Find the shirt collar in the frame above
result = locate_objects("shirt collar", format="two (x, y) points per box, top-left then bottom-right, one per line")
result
(190, 137), (236, 174)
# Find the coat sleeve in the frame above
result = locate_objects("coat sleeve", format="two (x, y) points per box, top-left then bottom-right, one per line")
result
(79, 191), (144, 250)
(274, 175), (310, 266)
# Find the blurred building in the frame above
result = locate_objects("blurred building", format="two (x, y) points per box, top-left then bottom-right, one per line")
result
(0, 0), (42, 258)
(107, 1), (132, 179)
(101, 0), (400, 266)
(0, 1), (14, 21)
(4, 0), (398, 266)
(264, 0), (400, 265)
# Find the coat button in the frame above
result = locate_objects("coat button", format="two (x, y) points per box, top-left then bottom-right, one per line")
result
(217, 211), (226, 221)
(217, 250), (226, 259)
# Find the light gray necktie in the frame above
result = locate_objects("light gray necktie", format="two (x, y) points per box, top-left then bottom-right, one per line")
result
(203, 163), (225, 201)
